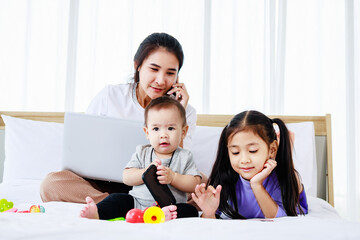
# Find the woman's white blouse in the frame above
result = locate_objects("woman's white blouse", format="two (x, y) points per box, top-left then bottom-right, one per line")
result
(86, 83), (197, 149)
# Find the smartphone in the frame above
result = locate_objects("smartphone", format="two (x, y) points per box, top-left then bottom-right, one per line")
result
(168, 87), (177, 99)
(169, 76), (180, 99)
(142, 164), (176, 207)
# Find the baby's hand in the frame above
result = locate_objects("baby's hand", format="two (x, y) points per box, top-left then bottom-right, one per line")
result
(150, 158), (162, 168)
(191, 183), (221, 218)
(250, 159), (277, 186)
(156, 165), (175, 185)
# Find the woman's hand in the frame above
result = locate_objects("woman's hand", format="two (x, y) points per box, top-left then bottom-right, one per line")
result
(250, 159), (277, 187)
(276, 130), (295, 149)
(167, 80), (189, 109)
(191, 183), (222, 218)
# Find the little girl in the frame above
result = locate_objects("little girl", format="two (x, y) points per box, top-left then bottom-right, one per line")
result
(192, 110), (308, 219)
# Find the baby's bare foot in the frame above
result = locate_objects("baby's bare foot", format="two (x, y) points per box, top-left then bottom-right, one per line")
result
(80, 196), (99, 219)
(162, 205), (177, 221)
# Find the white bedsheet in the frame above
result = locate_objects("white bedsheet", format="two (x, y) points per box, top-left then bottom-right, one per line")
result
(1, 181), (359, 240)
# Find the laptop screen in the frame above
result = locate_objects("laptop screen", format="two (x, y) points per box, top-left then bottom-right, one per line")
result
(62, 112), (148, 183)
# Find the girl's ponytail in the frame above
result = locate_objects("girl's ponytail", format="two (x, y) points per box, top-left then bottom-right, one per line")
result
(272, 118), (303, 216)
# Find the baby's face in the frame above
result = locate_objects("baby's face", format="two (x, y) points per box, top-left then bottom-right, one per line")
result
(144, 106), (187, 159)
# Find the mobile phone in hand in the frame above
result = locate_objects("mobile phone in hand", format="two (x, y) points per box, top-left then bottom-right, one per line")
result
(142, 164), (176, 208)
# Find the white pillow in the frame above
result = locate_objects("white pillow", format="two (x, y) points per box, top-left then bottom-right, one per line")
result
(1, 115), (63, 183)
(191, 122), (317, 197)
(192, 126), (223, 177)
(1, 114), (317, 197)
(286, 122), (317, 197)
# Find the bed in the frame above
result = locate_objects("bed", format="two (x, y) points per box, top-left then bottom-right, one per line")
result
(0, 112), (359, 240)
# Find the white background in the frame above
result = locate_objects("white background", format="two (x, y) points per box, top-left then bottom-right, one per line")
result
(0, 0), (359, 221)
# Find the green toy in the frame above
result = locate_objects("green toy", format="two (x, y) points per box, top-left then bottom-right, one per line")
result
(0, 199), (14, 212)
(108, 217), (125, 221)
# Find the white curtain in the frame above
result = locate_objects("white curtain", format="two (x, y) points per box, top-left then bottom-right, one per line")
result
(70, 0), (205, 112)
(0, 0), (359, 221)
(0, 0), (70, 111)
(345, 0), (360, 222)
(282, 0), (359, 221)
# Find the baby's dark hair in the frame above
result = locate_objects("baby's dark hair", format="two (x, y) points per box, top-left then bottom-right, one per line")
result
(144, 96), (186, 127)
(208, 110), (303, 219)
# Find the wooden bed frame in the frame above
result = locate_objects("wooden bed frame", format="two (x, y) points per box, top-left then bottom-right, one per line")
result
(0, 111), (333, 206)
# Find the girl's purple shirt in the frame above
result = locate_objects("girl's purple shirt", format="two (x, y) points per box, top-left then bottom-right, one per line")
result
(217, 172), (308, 219)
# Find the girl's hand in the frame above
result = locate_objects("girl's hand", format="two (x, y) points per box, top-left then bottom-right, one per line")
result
(156, 164), (175, 184)
(167, 80), (189, 109)
(191, 183), (222, 218)
(250, 159), (277, 186)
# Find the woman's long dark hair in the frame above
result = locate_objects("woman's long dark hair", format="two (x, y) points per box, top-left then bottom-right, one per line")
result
(133, 32), (184, 84)
(208, 110), (303, 219)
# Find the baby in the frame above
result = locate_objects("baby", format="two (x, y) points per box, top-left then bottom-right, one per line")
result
(80, 96), (201, 220)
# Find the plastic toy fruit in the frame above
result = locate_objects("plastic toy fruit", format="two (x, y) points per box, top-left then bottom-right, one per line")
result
(0, 202), (45, 213)
(0, 199), (14, 212)
(124, 207), (165, 224)
(125, 208), (144, 223)
(30, 205), (45, 213)
(143, 206), (165, 224)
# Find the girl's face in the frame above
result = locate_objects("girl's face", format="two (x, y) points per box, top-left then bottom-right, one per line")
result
(227, 130), (277, 181)
(137, 48), (179, 102)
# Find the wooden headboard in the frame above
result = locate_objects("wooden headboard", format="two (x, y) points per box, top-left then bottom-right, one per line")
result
(0, 111), (333, 206)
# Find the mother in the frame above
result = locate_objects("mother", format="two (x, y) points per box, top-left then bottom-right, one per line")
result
(40, 32), (197, 204)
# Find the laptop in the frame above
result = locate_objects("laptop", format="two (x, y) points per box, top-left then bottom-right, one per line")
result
(62, 112), (148, 183)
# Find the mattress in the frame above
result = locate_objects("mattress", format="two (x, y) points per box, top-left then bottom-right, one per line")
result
(1, 180), (359, 240)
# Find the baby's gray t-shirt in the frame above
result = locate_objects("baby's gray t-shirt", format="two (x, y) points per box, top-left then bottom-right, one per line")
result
(125, 144), (200, 210)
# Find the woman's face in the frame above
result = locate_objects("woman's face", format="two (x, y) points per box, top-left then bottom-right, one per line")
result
(137, 48), (179, 101)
